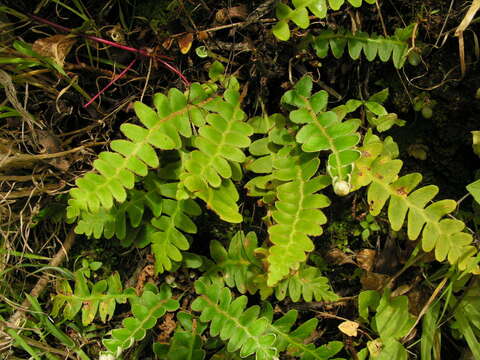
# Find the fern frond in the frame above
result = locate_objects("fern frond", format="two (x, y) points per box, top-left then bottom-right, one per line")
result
(275, 265), (338, 302)
(132, 175), (202, 273)
(265, 307), (343, 359)
(193, 277), (342, 360)
(311, 25), (414, 69)
(150, 195), (201, 273)
(181, 82), (253, 223)
(191, 277), (278, 360)
(66, 83), (216, 217)
(281, 75), (362, 195)
(351, 133), (480, 273)
(52, 272), (129, 326)
(267, 147), (331, 286)
(73, 188), (162, 240)
(209, 231), (262, 295)
(273, 0), (376, 40)
(102, 284), (179, 358)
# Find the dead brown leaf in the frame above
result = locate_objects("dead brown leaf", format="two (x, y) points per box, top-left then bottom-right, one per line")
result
(32, 34), (76, 67)
(135, 264), (155, 295)
(338, 320), (359, 337)
(360, 271), (390, 291)
(38, 130), (70, 171)
(325, 248), (356, 266)
(157, 313), (176, 343)
(177, 33), (194, 54)
(197, 31), (209, 41)
(356, 249), (376, 271)
(215, 4), (248, 24)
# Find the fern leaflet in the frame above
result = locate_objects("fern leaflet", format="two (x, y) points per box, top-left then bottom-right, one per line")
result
(273, 0), (376, 40)
(180, 80), (253, 223)
(311, 25), (414, 69)
(267, 147), (331, 286)
(52, 272), (129, 326)
(191, 276), (278, 360)
(209, 231), (262, 295)
(265, 306), (344, 359)
(73, 187), (162, 240)
(351, 132), (480, 273)
(275, 265), (339, 302)
(102, 284), (179, 358)
(282, 75), (362, 195)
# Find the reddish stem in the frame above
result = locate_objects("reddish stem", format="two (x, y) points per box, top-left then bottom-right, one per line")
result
(29, 13), (190, 87)
(83, 58), (137, 108)
(29, 14), (173, 61)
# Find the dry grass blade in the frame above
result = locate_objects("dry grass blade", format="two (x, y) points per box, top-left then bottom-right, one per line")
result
(4, 229), (76, 330)
(0, 70), (44, 129)
(455, 0), (480, 76)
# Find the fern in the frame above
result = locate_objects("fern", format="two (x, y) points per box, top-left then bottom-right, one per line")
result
(311, 25), (414, 69)
(192, 277), (343, 360)
(180, 79), (253, 223)
(209, 232), (338, 304)
(52, 271), (129, 326)
(102, 284), (179, 358)
(281, 75), (361, 195)
(265, 306), (344, 360)
(73, 187), (162, 240)
(192, 276), (278, 360)
(209, 231), (262, 295)
(266, 147), (331, 286)
(150, 194), (201, 273)
(274, 265), (339, 302)
(351, 132), (480, 273)
(273, 0), (376, 40)
(66, 83), (216, 218)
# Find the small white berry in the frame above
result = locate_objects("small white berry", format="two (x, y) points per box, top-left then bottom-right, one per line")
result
(333, 180), (351, 196)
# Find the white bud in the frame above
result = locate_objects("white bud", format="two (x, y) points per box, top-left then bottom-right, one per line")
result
(333, 180), (351, 196)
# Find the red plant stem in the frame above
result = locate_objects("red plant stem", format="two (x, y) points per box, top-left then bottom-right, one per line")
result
(29, 13), (190, 86)
(28, 14), (173, 61)
(83, 58), (136, 108)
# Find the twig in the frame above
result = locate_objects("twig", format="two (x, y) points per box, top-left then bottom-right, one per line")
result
(0, 183), (63, 200)
(0, 141), (105, 172)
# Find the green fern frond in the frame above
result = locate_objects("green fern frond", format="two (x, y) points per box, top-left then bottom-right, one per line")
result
(191, 277), (278, 360)
(273, 0), (376, 40)
(192, 277), (343, 360)
(73, 188), (162, 240)
(52, 272), (129, 326)
(102, 284), (179, 358)
(209, 231), (262, 295)
(311, 25), (414, 69)
(150, 195), (201, 273)
(275, 265), (339, 302)
(267, 147), (331, 286)
(66, 83), (216, 218)
(281, 76), (362, 195)
(180, 82), (253, 223)
(351, 132), (480, 273)
(265, 307), (344, 359)
(245, 114), (297, 204)
(130, 175), (202, 273)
